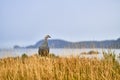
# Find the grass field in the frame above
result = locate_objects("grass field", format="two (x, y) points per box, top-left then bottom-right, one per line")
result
(0, 52), (120, 80)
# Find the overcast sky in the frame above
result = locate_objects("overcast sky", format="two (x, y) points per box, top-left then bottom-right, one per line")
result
(0, 0), (120, 48)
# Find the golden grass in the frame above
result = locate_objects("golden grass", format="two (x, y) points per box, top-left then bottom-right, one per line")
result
(0, 53), (120, 80)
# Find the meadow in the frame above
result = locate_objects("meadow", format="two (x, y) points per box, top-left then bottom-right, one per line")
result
(0, 52), (120, 80)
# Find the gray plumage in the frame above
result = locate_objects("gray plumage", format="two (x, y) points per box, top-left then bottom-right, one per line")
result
(38, 35), (51, 56)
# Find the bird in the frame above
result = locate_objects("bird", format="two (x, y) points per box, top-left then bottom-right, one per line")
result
(38, 35), (51, 56)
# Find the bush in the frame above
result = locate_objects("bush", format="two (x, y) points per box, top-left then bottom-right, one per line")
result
(49, 53), (59, 58)
(21, 53), (28, 58)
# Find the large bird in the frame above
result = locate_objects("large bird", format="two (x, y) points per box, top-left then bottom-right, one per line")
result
(38, 35), (51, 56)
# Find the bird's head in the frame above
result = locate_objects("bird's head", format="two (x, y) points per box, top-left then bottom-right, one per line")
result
(45, 35), (51, 40)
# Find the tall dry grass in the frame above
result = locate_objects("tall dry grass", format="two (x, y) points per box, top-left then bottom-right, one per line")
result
(0, 52), (120, 80)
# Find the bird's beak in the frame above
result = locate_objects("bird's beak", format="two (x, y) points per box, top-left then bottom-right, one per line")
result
(48, 36), (51, 38)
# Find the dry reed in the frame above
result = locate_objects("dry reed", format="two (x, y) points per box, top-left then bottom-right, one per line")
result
(0, 52), (120, 80)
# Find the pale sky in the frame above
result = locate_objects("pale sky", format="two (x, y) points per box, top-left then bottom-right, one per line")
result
(0, 0), (120, 48)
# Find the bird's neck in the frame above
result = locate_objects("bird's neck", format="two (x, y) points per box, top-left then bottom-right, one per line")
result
(45, 38), (48, 41)
(44, 38), (48, 46)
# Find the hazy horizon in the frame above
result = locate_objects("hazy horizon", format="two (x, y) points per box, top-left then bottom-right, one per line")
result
(0, 0), (120, 48)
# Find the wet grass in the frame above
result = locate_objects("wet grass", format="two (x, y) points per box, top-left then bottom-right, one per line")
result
(0, 52), (120, 80)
